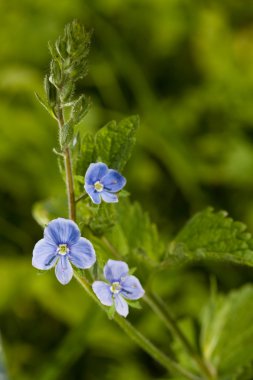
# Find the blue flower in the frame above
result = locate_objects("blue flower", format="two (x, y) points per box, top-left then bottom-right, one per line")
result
(32, 218), (96, 285)
(92, 259), (145, 317)
(84, 162), (126, 204)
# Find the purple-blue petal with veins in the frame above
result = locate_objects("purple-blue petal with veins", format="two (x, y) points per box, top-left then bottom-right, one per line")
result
(84, 184), (101, 204)
(104, 259), (129, 283)
(101, 170), (126, 192)
(69, 237), (96, 269)
(55, 256), (73, 285)
(120, 275), (145, 300)
(101, 192), (118, 203)
(44, 218), (80, 245)
(114, 294), (129, 317)
(92, 281), (113, 306)
(85, 162), (108, 185)
(32, 238), (58, 270)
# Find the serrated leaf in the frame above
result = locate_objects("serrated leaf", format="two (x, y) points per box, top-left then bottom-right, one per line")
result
(165, 208), (253, 267)
(88, 203), (117, 236)
(116, 199), (164, 262)
(95, 115), (139, 171)
(104, 199), (165, 282)
(200, 285), (253, 378)
(75, 133), (96, 178)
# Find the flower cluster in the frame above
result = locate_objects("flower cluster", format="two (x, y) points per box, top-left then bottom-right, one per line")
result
(32, 163), (144, 317)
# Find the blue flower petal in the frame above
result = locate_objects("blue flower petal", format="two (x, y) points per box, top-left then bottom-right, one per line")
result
(84, 185), (101, 204)
(121, 275), (145, 300)
(92, 281), (113, 306)
(85, 162), (108, 185)
(101, 170), (126, 192)
(114, 294), (129, 317)
(55, 256), (73, 285)
(44, 218), (80, 245)
(69, 237), (96, 269)
(32, 239), (57, 270)
(104, 259), (129, 283)
(101, 192), (118, 203)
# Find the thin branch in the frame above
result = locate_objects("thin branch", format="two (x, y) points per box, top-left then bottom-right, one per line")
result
(75, 193), (89, 203)
(144, 293), (216, 380)
(101, 237), (215, 380)
(74, 272), (201, 380)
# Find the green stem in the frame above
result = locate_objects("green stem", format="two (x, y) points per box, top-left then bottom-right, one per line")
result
(59, 122), (201, 379)
(144, 294), (215, 380)
(73, 272), (201, 380)
(75, 192), (88, 203)
(101, 237), (215, 379)
(56, 107), (76, 221)
(64, 148), (76, 221)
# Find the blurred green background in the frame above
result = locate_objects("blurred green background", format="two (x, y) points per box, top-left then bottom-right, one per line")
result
(1, 0), (253, 379)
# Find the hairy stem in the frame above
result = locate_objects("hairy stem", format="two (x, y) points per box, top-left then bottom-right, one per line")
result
(64, 148), (76, 220)
(57, 107), (76, 221)
(73, 272), (201, 380)
(57, 106), (202, 379)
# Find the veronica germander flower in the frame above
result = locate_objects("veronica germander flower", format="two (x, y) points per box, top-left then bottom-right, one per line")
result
(32, 218), (96, 285)
(92, 259), (145, 317)
(84, 162), (126, 204)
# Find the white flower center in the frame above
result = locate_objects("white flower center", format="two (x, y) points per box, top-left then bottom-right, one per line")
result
(57, 244), (69, 255)
(110, 282), (121, 294)
(94, 181), (104, 192)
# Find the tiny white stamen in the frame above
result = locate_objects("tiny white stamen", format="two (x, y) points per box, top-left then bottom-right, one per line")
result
(57, 244), (69, 255)
(110, 281), (121, 294)
(94, 181), (104, 192)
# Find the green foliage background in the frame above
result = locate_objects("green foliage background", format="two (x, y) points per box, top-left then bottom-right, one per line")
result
(1, 1), (253, 379)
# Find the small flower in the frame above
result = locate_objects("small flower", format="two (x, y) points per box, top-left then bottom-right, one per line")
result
(92, 259), (145, 317)
(84, 162), (126, 204)
(32, 218), (96, 285)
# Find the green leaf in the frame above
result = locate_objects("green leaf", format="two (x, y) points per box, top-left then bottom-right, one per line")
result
(74, 133), (96, 178)
(49, 20), (91, 91)
(73, 116), (138, 182)
(69, 94), (90, 127)
(59, 123), (74, 149)
(107, 304), (116, 320)
(44, 75), (57, 107)
(88, 203), (117, 236)
(104, 198), (165, 281)
(126, 300), (142, 309)
(200, 285), (253, 378)
(32, 197), (68, 227)
(95, 115), (139, 171)
(34, 92), (57, 120)
(165, 208), (253, 267)
(116, 199), (164, 262)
